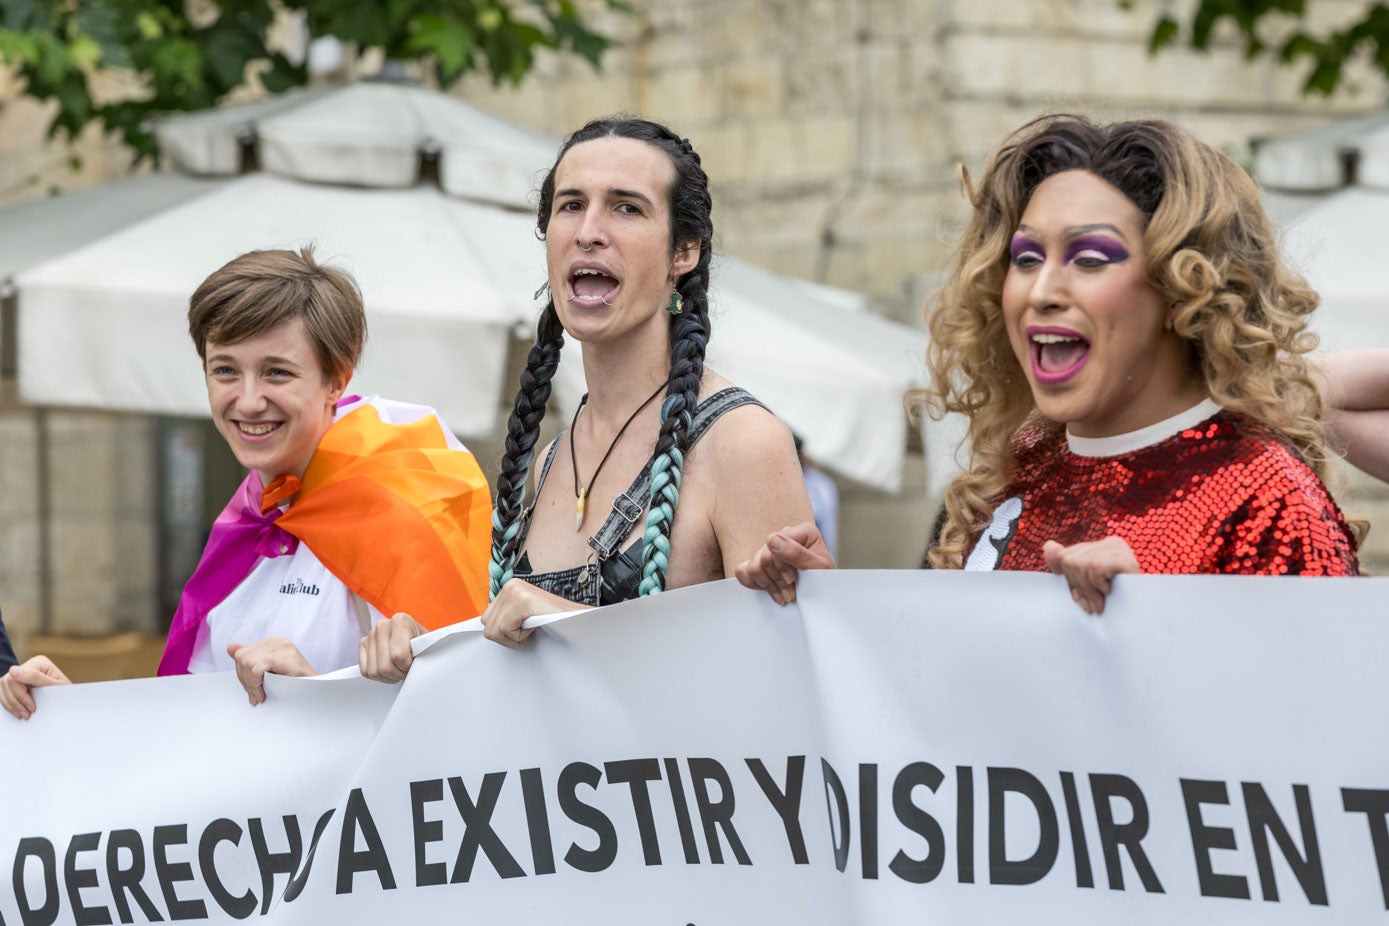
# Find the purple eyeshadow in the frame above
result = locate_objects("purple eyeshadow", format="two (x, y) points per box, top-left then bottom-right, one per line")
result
(1010, 235), (1041, 262)
(1065, 235), (1129, 263)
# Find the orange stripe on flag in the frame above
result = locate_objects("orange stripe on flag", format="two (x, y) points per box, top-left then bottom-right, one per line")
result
(278, 404), (492, 629)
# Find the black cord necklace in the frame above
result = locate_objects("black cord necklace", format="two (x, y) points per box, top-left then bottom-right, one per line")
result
(570, 383), (666, 531)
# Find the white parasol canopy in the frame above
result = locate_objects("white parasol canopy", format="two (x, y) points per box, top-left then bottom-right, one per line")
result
(155, 81), (557, 208)
(1253, 111), (1389, 193)
(1253, 114), (1389, 355)
(3, 81), (925, 491)
(1277, 187), (1389, 354)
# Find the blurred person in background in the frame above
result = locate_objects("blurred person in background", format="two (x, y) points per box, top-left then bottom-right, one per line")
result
(1319, 348), (1389, 484)
(794, 432), (839, 561)
(0, 609), (17, 673)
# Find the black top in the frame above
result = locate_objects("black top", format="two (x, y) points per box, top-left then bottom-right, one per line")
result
(514, 387), (767, 606)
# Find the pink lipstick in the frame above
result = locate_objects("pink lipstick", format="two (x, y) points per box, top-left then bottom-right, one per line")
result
(1027, 326), (1090, 385)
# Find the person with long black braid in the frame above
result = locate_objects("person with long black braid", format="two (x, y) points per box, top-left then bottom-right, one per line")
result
(358, 116), (815, 675)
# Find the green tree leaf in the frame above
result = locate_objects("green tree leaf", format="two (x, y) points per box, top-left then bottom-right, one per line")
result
(1127, 0), (1389, 97)
(135, 11), (162, 40)
(0, 31), (39, 66)
(1147, 15), (1179, 54)
(150, 39), (206, 94)
(315, 2), (390, 46)
(69, 34), (101, 69)
(33, 32), (74, 86)
(1, 0), (41, 31)
(203, 24), (262, 89)
(1, 0), (633, 170)
(1279, 32), (1321, 64)
(76, 4), (129, 68)
(50, 73), (93, 138)
(407, 13), (476, 79)
(261, 52), (307, 94)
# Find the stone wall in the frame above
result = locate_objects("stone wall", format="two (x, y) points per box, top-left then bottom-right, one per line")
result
(456, 0), (1383, 321)
(1339, 467), (1389, 575)
(0, 409), (41, 638)
(0, 405), (160, 652)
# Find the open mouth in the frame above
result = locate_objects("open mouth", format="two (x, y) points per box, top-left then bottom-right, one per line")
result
(236, 421), (283, 438)
(1029, 330), (1090, 384)
(569, 266), (620, 307)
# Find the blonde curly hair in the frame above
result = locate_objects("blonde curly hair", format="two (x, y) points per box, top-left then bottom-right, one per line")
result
(921, 114), (1343, 569)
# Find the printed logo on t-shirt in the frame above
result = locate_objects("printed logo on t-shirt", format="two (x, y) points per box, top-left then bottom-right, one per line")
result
(964, 496), (1023, 571)
(278, 578), (322, 597)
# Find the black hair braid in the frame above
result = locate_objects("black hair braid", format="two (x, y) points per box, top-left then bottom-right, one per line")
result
(638, 130), (714, 595)
(489, 303), (565, 597)
(637, 255), (713, 595)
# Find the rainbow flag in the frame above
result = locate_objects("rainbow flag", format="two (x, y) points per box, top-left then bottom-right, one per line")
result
(159, 397), (491, 675)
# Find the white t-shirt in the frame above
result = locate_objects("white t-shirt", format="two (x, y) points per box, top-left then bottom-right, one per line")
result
(187, 541), (385, 674)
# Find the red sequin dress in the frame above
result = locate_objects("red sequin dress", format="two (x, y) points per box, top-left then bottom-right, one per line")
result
(964, 401), (1358, 576)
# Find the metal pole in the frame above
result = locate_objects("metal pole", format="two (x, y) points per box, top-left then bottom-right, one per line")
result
(1, 279), (16, 382)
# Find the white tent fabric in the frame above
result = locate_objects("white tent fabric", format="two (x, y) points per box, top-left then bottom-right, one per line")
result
(1280, 187), (1389, 353)
(1253, 111), (1389, 192)
(8, 82), (927, 491)
(0, 173), (226, 282)
(154, 87), (336, 178)
(154, 81), (557, 208)
(1260, 190), (1324, 227)
(700, 259), (923, 491)
(17, 173), (534, 438)
(1253, 113), (1389, 355)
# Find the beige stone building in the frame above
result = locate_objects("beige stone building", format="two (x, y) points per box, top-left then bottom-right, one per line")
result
(457, 0), (1385, 318)
(1, 0), (1385, 665)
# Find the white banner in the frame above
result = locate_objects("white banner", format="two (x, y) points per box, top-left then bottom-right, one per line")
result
(5, 571), (1388, 924)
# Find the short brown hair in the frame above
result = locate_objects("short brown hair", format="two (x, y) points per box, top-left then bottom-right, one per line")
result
(188, 247), (366, 382)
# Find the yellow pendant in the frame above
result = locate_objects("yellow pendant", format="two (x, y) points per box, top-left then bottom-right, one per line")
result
(575, 486), (587, 531)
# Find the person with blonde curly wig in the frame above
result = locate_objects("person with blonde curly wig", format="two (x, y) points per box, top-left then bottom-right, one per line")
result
(738, 114), (1360, 611)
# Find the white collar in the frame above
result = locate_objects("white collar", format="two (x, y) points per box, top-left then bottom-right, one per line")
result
(1066, 398), (1222, 458)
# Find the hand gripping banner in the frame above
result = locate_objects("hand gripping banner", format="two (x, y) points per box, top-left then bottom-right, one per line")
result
(3, 571), (1387, 923)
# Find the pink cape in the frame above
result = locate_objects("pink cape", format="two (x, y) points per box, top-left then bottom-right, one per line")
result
(156, 396), (493, 675)
(157, 473), (299, 675)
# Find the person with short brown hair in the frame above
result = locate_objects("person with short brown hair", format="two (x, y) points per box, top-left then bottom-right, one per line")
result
(187, 246), (366, 387)
(0, 247), (491, 718)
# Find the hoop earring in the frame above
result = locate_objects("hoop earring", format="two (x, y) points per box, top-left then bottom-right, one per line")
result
(666, 288), (684, 315)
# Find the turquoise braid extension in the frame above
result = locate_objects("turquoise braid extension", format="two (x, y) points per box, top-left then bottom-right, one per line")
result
(638, 396), (694, 596)
(489, 443), (537, 599)
(638, 447), (684, 596)
(488, 511), (521, 599)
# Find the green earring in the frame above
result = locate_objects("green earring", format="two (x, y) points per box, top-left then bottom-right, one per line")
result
(534, 281), (550, 301)
(666, 288), (684, 315)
